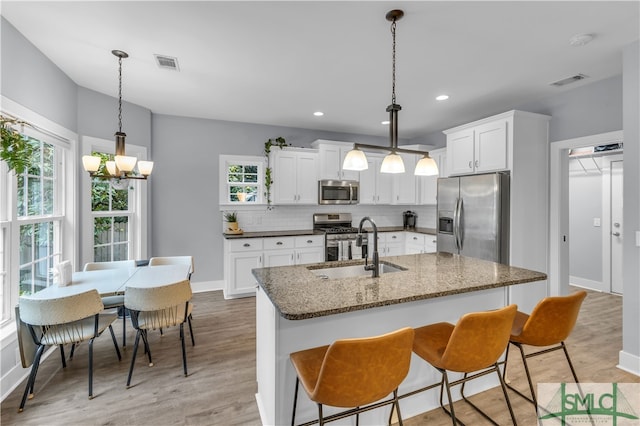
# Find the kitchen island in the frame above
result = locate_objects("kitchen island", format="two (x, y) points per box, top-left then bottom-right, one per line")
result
(252, 252), (547, 425)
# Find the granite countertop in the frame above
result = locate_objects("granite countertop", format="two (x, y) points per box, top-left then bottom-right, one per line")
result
(223, 227), (436, 239)
(252, 252), (547, 320)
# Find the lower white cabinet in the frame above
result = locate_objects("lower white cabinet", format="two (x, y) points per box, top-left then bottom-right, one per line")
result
(405, 232), (437, 254)
(225, 239), (264, 299)
(375, 232), (405, 256)
(225, 235), (324, 298)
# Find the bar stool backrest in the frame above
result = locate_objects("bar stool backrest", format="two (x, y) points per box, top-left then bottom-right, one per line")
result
(441, 304), (517, 373)
(311, 327), (414, 408)
(516, 290), (587, 346)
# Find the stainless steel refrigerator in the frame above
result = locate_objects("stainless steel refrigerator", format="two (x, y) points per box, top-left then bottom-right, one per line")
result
(437, 172), (510, 264)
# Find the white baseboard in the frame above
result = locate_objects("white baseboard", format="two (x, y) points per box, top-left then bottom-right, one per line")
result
(570, 276), (605, 292)
(618, 350), (640, 377)
(190, 279), (224, 293)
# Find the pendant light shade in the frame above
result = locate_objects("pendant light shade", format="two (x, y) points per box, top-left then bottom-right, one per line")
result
(380, 152), (405, 173)
(415, 155), (439, 176)
(342, 148), (369, 171)
(82, 50), (153, 184)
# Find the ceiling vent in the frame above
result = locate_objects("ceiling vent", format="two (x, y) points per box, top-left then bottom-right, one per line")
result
(550, 74), (588, 87)
(154, 54), (180, 71)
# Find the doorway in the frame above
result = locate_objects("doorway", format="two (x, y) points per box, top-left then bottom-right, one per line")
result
(549, 130), (624, 296)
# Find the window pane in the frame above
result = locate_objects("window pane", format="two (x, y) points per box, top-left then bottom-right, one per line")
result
(27, 139), (41, 176)
(94, 245), (111, 263)
(92, 181), (111, 211)
(17, 175), (25, 217)
(245, 173), (258, 183)
(245, 165), (257, 174)
(114, 217), (128, 242)
(28, 176), (41, 216)
(112, 188), (128, 211)
(43, 178), (54, 214)
(42, 143), (55, 178)
(113, 243), (128, 261)
(19, 266), (33, 296)
(94, 217), (112, 245)
(228, 173), (242, 183)
(19, 224), (33, 264)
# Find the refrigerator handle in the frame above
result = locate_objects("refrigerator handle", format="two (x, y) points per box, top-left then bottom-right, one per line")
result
(454, 197), (463, 250)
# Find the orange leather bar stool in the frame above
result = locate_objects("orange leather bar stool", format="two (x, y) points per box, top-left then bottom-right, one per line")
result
(503, 290), (587, 406)
(412, 305), (518, 425)
(290, 327), (414, 426)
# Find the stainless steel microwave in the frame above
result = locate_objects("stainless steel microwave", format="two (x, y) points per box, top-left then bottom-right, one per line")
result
(318, 180), (359, 205)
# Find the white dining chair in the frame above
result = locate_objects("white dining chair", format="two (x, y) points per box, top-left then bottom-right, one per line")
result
(84, 260), (137, 347)
(17, 289), (121, 412)
(148, 256), (195, 345)
(124, 279), (192, 387)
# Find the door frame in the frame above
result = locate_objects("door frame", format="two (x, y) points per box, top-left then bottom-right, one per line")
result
(609, 159), (624, 293)
(549, 130), (623, 296)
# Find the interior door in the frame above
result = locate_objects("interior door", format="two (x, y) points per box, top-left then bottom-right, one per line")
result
(611, 160), (623, 294)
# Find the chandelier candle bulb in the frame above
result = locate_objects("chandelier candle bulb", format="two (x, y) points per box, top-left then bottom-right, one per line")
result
(115, 155), (137, 172)
(137, 160), (154, 176)
(82, 155), (101, 172)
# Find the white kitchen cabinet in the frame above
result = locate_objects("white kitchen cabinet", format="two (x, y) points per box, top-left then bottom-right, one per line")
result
(271, 147), (318, 204)
(446, 119), (507, 175)
(359, 154), (393, 205)
(293, 235), (325, 265)
(263, 237), (295, 267)
(311, 140), (359, 181)
(375, 232), (405, 256)
(417, 147), (447, 205)
(405, 232), (437, 254)
(224, 238), (264, 298)
(393, 153), (418, 205)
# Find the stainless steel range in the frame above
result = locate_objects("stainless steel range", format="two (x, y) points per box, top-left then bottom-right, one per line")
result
(313, 213), (368, 261)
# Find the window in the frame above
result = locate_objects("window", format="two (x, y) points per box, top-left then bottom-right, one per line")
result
(81, 136), (148, 268)
(0, 107), (75, 326)
(219, 155), (265, 205)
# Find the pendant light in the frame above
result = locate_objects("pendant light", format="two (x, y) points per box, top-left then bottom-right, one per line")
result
(82, 50), (153, 186)
(343, 10), (439, 177)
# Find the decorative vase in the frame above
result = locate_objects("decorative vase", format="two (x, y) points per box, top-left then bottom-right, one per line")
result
(227, 221), (239, 232)
(237, 192), (246, 202)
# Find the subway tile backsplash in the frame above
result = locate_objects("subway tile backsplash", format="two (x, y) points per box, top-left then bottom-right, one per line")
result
(222, 205), (436, 233)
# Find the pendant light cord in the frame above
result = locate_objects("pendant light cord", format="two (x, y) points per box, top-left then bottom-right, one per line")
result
(117, 54), (123, 134)
(391, 18), (397, 105)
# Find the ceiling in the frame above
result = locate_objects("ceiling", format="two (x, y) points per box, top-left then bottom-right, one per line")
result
(2, 1), (639, 140)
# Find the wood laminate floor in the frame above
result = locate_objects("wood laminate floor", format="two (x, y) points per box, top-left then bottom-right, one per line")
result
(1, 287), (637, 425)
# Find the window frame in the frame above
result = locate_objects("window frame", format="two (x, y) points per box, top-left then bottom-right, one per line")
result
(0, 97), (77, 330)
(218, 155), (265, 205)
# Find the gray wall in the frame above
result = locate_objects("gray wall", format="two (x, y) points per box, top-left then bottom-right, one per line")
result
(622, 40), (639, 366)
(1, 17), (77, 131)
(150, 114), (399, 282)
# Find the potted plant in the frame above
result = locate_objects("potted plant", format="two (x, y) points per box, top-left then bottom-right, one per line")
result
(224, 211), (239, 232)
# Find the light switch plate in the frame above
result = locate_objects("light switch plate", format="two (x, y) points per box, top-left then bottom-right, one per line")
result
(636, 231), (640, 247)
(593, 218), (601, 227)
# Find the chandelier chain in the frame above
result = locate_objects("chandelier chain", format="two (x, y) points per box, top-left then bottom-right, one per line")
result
(391, 19), (397, 105)
(118, 55), (123, 133)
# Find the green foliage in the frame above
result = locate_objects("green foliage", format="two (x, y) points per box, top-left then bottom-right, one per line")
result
(224, 211), (237, 222)
(1, 119), (36, 175)
(264, 137), (289, 205)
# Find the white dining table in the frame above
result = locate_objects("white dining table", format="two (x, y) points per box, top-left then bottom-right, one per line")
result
(28, 264), (191, 299)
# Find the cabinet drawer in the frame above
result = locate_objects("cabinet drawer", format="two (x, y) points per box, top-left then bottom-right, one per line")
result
(294, 235), (324, 248)
(228, 238), (264, 252)
(378, 232), (404, 243)
(406, 233), (426, 245)
(264, 237), (294, 250)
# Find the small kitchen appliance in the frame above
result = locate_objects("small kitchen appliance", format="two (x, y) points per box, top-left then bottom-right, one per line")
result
(403, 211), (417, 229)
(313, 213), (367, 261)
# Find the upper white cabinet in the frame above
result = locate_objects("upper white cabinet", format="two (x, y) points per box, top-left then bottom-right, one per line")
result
(270, 147), (318, 205)
(417, 147), (446, 205)
(311, 140), (359, 181)
(446, 119), (508, 175)
(392, 153), (418, 205)
(359, 154), (393, 205)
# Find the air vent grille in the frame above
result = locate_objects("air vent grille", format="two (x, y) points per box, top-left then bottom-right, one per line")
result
(154, 54), (180, 71)
(550, 74), (588, 87)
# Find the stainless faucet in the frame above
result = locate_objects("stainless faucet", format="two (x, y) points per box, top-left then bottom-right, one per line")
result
(357, 216), (379, 278)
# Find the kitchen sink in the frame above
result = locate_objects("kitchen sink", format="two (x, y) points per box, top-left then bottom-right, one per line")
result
(309, 262), (406, 280)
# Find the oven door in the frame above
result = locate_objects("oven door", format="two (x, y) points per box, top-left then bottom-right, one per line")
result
(326, 238), (367, 261)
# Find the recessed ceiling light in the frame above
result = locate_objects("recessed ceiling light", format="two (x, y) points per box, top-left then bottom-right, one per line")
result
(569, 33), (594, 47)
(313, 111), (324, 117)
(381, 120), (390, 125)
(436, 95), (449, 101)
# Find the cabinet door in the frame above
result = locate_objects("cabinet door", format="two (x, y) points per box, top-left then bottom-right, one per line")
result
(296, 152), (319, 204)
(424, 236), (438, 253)
(447, 129), (475, 175)
(318, 144), (341, 180)
(296, 248), (324, 265)
(394, 153), (417, 204)
(272, 151), (298, 204)
(474, 120), (507, 172)
(359, 157), (378, 204)
(375, 157), (394, 204)
(264, 249), (295, 267)
(228, 252), (262, 296)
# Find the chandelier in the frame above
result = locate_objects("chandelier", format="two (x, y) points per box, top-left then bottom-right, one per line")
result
(82, 50), (153, 185)
(343, 10), (438, 176)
